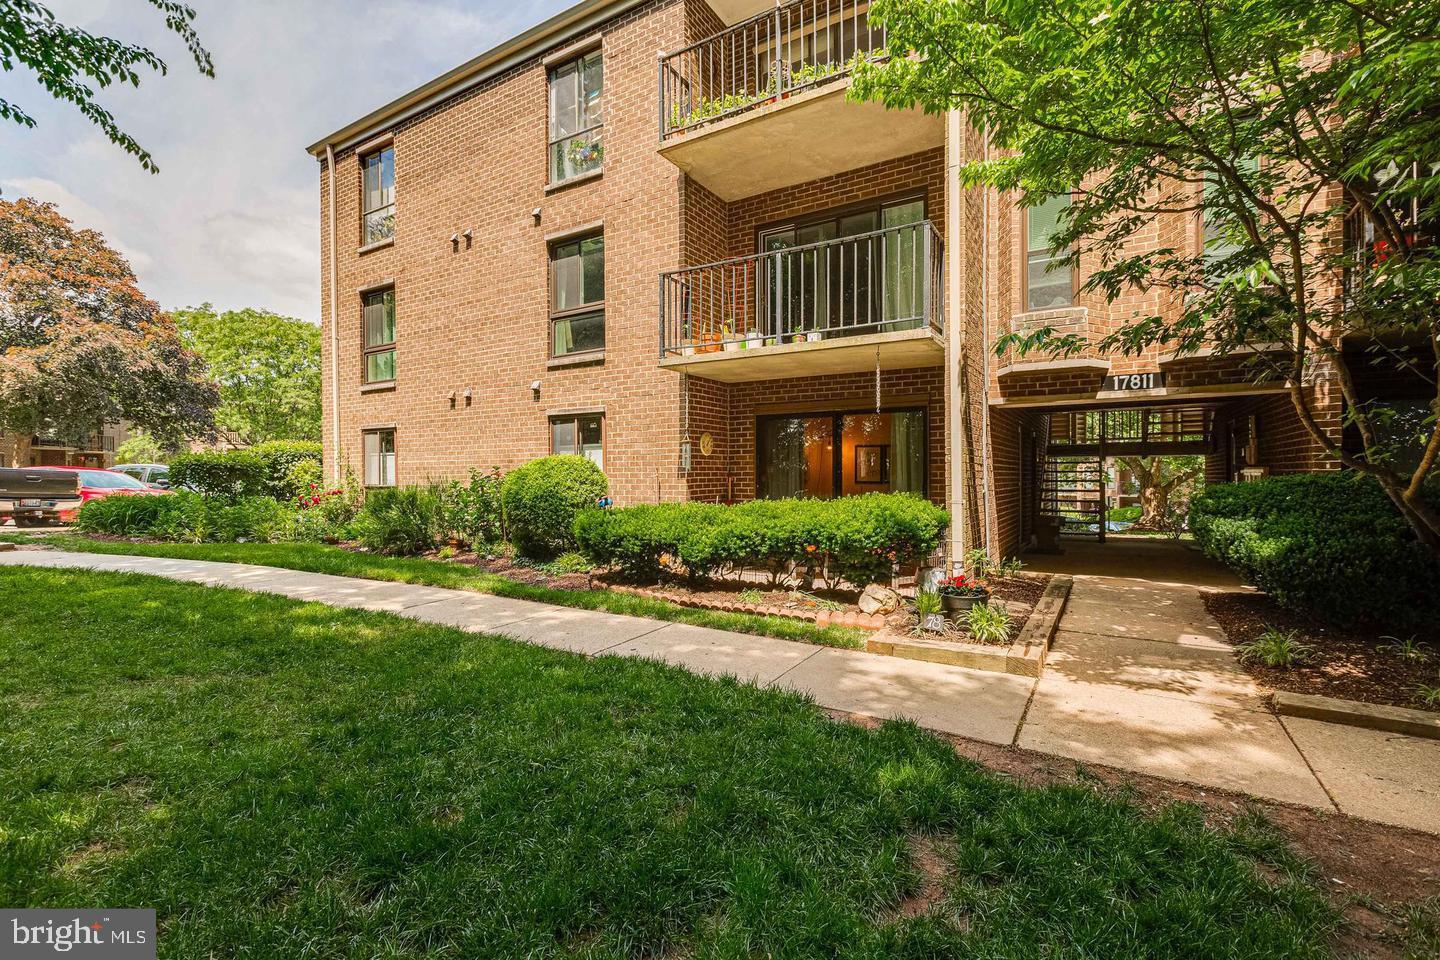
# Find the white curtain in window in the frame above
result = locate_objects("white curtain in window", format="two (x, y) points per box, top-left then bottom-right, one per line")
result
(891, 412), (925, 494)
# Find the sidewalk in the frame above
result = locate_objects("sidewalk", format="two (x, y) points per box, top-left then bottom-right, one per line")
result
(4, 548), (1437, 833)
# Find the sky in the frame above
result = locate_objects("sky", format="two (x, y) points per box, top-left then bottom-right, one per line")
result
(0, 0), (572, 322)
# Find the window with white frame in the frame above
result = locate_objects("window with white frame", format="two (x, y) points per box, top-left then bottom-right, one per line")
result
(363, 429), (396, 487)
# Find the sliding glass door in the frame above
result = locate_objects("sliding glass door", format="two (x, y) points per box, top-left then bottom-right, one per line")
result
(757, 196), (926, 340)
(757, 409), (927, 499)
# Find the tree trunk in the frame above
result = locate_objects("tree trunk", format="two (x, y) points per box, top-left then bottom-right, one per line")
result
(1134, 482), (1171, 530)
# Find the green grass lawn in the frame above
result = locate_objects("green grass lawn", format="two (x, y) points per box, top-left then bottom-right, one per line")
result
(0, 534), (861, 648)
(0, 565), (1339, 958)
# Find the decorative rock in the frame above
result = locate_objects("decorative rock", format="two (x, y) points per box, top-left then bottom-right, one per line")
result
(858, 583), (901, 616)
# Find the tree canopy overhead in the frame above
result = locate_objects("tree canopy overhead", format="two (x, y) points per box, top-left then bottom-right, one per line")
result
(0, 0), (213, 172)
(0, 196), (216, 449)
(172, 305), (322, 446)
(853, 0), (1440, 550)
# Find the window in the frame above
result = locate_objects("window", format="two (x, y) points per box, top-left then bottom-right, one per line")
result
(1201, 157), (1259, 264)
(1024, 194), (1073, 311)
(548, 50), (603, 184)
(362, 146), (395, 245)
(362, 288), (396, 383)
(757, 409), (926, 499)
(550, 413), (604, 470)
(550, 233), (604, 356)
(363, 429), (396, 487)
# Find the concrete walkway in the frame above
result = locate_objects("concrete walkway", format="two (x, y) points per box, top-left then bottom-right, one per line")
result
(4, 548), (1437, 834)
(1018, 566), (1440, 834)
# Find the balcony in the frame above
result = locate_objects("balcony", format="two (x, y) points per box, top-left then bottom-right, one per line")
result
(657, 0), (943, 200)
(658, 220), (944, 382)
(994, 307), (1110, 379)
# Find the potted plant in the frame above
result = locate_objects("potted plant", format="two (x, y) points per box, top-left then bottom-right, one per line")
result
(936, 574), (989, 617)
(743, 328), (764, 350)
(722, 321), (742, 352)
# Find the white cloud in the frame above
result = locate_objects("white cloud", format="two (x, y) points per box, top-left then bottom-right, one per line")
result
(0, 0), (570, 321)
(1, 176), (155, 272)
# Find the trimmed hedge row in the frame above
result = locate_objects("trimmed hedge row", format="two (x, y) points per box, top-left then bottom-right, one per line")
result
(169, 441), (323, 500)
(574, 494), (949, 586)
(1190, 472), (1440, 628)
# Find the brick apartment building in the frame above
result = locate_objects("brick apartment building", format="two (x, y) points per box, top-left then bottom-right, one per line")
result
(308, 0), (1428, 564)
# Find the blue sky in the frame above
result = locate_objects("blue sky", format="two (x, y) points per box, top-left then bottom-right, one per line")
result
(0, 0), (571, 321)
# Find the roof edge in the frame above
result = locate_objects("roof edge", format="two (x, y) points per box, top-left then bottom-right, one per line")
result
(306, 0), (648, 157)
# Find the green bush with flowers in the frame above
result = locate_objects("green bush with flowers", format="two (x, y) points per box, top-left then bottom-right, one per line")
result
(574, 494), (949, 588)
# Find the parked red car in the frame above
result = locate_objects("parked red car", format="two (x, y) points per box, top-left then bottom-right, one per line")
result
(0, 466), (168, 527)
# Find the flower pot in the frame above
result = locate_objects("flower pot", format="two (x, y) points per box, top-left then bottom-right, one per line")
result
(723, 340), (741, 352)
(940, 591), (989, 616)
(744, 335), (764, 350)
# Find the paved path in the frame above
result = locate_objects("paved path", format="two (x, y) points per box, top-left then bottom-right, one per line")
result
(3, 549), (1437, 834)
(1020, 573), (1439, 834)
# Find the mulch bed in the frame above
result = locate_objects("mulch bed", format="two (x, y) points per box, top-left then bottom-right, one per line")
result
(600, 580), (889, 629)
(1203, 591), (1439, 713)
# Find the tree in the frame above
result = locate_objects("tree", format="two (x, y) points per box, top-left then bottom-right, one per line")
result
(0, 197), (216, 463)
(115, 429), (166, 464)
(172, 305), (322, 446)
(853, 0), (1440, 554)
(1117, 455), (1205, 531)
(0, 0), (212, 172)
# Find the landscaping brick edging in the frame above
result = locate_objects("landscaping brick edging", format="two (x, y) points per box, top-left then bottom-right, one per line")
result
(1274, 691), (1440, 741)
(605, 583), (890, 630)
(864, 575), (1073, 677)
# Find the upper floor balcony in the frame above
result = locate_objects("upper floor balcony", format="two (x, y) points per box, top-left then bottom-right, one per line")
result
(995, 307), (1112, 379)
(657, 0), (943, 200)
(658, 219), (944, 382)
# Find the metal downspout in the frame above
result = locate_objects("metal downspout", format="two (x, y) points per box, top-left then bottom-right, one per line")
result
(946, 109), (965, 572)
(326, 143), (341, 484)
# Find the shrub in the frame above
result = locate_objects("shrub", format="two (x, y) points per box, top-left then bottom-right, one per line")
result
(1106, 506), (1142, 523)
(502, 456), (608, 558)
(168, 451), (267, 499)
(248, 440), (324, 500)
(75, 491), (291, 543)
(351, 486), (445, 555)
(1190, 472), (1440, 628)
(442, 467), (504, 547)
(574, 494), (949, 588)
(166, 442), (323, 501)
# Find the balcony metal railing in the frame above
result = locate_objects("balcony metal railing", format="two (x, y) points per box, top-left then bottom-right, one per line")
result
(660, 220), (942, 357)
(659, 0), (884, 140)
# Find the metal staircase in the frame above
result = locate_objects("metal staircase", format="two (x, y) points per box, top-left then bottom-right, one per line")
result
(1040, 455), (1105, 542)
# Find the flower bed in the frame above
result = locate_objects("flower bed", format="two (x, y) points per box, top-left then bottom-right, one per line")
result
(1204, 591), (1439, 712)
(606, 582), (890, 630)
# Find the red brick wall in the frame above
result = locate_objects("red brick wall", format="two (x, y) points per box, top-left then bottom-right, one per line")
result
(320, 0), (707, 505)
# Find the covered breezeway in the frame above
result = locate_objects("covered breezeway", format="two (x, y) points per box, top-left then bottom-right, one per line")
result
(989, 388), (1318, 586)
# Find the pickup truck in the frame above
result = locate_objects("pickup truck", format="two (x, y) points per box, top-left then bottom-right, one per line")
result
(0, 467), (82, 527)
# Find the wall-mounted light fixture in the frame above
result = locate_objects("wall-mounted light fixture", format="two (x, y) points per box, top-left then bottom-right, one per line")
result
(530, 379), (541, 401)
(531, 208), (542, 225)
